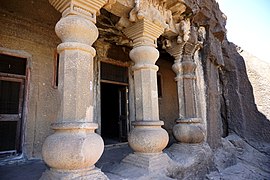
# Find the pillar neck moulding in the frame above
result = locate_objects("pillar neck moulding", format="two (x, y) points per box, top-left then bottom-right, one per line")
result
(166, 22), (205, 144)
(40, 0), (108, 179)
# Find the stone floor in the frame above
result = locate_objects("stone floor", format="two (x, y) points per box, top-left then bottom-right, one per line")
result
(0, 143), (132, 180)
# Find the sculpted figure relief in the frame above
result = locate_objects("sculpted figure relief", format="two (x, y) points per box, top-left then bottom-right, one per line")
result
(176, 18), (191, 44)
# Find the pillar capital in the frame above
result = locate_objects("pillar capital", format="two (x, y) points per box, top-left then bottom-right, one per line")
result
(123, 19), (164, 48)
(183, 42), (200, 57)
(49, 0), (108, 22)
(166, 41), (185, 62)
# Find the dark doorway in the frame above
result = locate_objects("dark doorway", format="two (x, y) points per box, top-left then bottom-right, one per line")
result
(101, 82), (129, 145)
(0, 54), (27, 157)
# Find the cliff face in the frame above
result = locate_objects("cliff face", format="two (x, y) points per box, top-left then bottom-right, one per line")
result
(240, 50), (270, 120)
(188, 0), (270, 154)
(220, 42), (270, 154)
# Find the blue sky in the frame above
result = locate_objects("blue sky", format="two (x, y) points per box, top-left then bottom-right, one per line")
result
(216, 0), (270, 62)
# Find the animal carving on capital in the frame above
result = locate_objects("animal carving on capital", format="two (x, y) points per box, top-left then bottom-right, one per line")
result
(162, 18), (191, 50)
(129, 0), (170, 29)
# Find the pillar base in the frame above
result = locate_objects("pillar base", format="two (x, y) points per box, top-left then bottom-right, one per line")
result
(123, 153), (170, 172)
(110, 153), (171, 179)
(40, 166), (108, 180)
(128, 121), (169, 154)
(173, 118), (205, 143)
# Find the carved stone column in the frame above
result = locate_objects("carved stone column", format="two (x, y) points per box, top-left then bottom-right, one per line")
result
(120, 19), (169, 171)
(167, 26), (205, 144)
(40, 0), (108, 179)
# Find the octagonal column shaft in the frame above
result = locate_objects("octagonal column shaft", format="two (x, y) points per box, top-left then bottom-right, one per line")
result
(40, 0), (108, 179)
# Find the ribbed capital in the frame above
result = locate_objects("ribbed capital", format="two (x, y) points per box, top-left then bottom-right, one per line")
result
(49, 0), (108, 22)
(166, 39), (186, 61)
(123, 19), (164, 48)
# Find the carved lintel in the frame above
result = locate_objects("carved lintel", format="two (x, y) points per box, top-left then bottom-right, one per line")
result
(49, 0), (108, 23)
(118, 0), (183, 36)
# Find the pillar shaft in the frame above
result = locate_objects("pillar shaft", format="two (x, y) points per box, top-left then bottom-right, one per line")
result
(41, 0), (108, 179)
(121, 19), (168, 155)
(166, 26), (205, 144)
(131, 47), (160, 121)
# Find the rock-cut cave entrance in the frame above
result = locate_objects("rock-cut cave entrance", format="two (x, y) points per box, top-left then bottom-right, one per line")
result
(0, 54), (27, 158)
(100, 62), (129, 145)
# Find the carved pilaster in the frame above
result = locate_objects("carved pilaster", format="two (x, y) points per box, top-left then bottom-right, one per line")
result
(166, 39), (186, 120)
(166, 23), (205, 144)
(40, 0), (108, 179)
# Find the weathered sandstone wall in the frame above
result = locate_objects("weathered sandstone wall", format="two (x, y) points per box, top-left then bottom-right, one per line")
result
(0, 8), (60, 158)
(157, 57), (179, 142)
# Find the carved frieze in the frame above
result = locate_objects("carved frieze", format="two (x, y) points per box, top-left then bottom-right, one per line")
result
(115, 0), (186, 36)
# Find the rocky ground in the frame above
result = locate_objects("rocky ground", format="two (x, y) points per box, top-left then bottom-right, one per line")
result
(207, 134), (270, 180)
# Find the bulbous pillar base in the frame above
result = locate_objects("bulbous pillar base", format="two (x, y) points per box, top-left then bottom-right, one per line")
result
(173, 118), (205, 143)
(41, 122), (107, 179)
(128, 121), (169, 154)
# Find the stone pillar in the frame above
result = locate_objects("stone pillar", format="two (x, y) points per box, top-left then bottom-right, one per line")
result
(119, 19), (169, 171)
(40, 0), (108, 179)
(167, 29), (205, 144)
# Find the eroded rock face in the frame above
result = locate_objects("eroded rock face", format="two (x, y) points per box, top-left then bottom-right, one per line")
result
(220, 41), (270, 155)
(240, 50), (270, 120)
(188, 0), (270, 155)
(187, 0), (227, 149)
